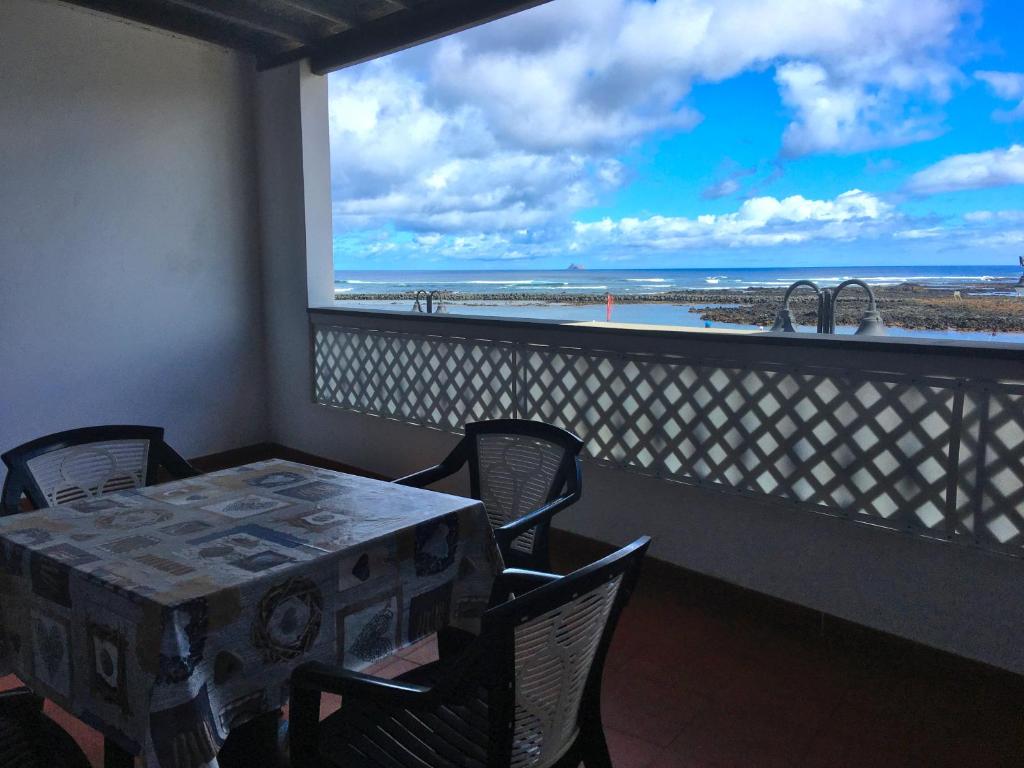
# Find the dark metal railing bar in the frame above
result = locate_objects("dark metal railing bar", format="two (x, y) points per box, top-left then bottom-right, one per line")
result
(943, 386), (967, 542)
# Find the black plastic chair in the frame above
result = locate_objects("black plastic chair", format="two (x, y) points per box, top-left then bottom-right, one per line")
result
(1, 425), (199, 516)
(290, 536), (651, 768)
(0, 688), (91, 768)
(394, 420), (584, 570)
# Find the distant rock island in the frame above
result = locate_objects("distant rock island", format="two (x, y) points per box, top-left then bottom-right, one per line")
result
(567, 263), (586, 270)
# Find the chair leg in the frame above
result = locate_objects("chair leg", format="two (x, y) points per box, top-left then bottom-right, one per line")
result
(104, 737), (134, 768)
(289, 687), (321, 768)
(578, 720), (613, 768)
(218, 708), (287, 768)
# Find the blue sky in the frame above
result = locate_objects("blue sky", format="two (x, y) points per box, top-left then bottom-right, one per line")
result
(328, 0), (1024, 270)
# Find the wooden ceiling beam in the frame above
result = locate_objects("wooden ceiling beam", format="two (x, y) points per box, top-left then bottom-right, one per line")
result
(159, 0), (324, 44)
(265, 0), (554, 73)
(64, 0), (294, 55)
(273, 0), (357, 27)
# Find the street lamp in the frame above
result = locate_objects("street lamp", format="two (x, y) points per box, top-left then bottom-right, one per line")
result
(412, 290), (448, 314)
(770, 280), (824, 333)
(831, 279), (886, 336)
(771, 279), (885, 336)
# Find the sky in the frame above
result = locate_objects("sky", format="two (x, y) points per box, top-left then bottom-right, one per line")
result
(328, 0), (1024, 270)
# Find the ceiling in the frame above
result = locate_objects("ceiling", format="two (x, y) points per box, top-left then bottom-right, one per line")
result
(63, 0), (552, 73)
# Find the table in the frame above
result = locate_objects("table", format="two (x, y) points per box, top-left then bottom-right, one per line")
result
(0, 459), (500, 768)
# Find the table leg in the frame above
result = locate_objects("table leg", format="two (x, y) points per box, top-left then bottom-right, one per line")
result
(104, 737), (135, 768)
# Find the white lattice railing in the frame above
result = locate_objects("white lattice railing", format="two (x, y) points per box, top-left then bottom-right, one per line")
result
(309, 308), (1024, 557)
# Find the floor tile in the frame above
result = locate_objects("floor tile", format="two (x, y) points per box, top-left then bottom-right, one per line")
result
(9, 556), (1024, 768)
(606, 727), (663, 768)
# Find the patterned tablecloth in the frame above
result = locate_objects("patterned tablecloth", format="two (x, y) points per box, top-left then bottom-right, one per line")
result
(0, 459), (500, 768)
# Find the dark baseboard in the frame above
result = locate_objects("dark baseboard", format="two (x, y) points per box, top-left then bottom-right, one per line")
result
(189, 442), (387, 480)
(190, 442), (1022, 688)
(189, 442), (280, 472)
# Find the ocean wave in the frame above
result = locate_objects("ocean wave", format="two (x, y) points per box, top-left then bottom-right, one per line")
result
(334, 270), (1015, 295)
(723, 274), (1010, 289)
(467, 279), (540, 285)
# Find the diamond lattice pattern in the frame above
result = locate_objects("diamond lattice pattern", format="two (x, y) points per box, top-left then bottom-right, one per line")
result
(518, 349), (959, 535)
(312, 323), (1024, 555)
(314, 326), (517, 430)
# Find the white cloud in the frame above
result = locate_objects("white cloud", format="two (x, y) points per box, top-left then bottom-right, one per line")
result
(328, 0), (974, 260)
(329, 63), (615, 233)
(969, 230), (1024, 247)
(976, 71), (1024, 100)
(975, 71), (1024, 122)
(427, 0), (965, 155)
(905, 145), (1024, 195)
(963, 210), (1024, 223)
(702, 178), (741, 199)
(701, 160), (756, 199)
(573, 189), (895, 249)
(777, 62), (942, 155)
(893, 227), (945, 239)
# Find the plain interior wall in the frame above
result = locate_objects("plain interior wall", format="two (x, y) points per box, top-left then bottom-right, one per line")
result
(256, 62), (1024, 676)
(0, 0), (269, 474)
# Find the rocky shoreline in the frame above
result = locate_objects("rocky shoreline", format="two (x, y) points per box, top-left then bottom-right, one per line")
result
(336, 281), (1024, 333)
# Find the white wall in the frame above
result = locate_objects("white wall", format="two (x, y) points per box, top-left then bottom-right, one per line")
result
(0, 0), (268, 472)
(256, 63), (453, 474)
(256, 62), (1024, 676)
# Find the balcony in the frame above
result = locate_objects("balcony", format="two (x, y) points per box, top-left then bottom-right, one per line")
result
(2, 1), (1023, 767)
(309, 307), (1024, 554)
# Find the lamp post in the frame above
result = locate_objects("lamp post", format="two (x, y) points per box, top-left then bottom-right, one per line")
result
(830, 279), (886, 335)
(770, 280), (825, 333)
(771, 279), (886, 336)
(412, 290), (448, 314)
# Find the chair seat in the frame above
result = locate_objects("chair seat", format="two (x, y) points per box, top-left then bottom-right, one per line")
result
(319, 663), (491, 768)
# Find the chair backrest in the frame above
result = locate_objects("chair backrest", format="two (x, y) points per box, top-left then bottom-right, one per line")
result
(482, 537), (650, 768)
(466, 420), (583, 557)
(1, 425), (187, 514)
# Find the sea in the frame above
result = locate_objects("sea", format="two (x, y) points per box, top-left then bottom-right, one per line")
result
(333, 265), (1024, 343)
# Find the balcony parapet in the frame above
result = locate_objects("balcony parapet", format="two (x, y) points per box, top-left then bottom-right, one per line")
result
(309, 306), (1024, 557)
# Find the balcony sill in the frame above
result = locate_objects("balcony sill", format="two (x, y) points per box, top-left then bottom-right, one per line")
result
(308, 304), (1024, 359)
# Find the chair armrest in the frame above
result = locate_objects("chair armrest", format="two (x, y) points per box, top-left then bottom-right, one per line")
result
(492, 491), (577, 546)
(0, 476), (25, 516)
(291, 662), (439, 765)
(490, 568), (561, 603)
(392, 463), (458, 489)
(292, 662), (437, 708)
(393, 440), (468, 488)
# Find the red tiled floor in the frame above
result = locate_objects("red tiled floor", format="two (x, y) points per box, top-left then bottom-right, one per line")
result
(6, 568), (1023, 768)
(601, 669), (709, 746)
(606, 727), (664, 768)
